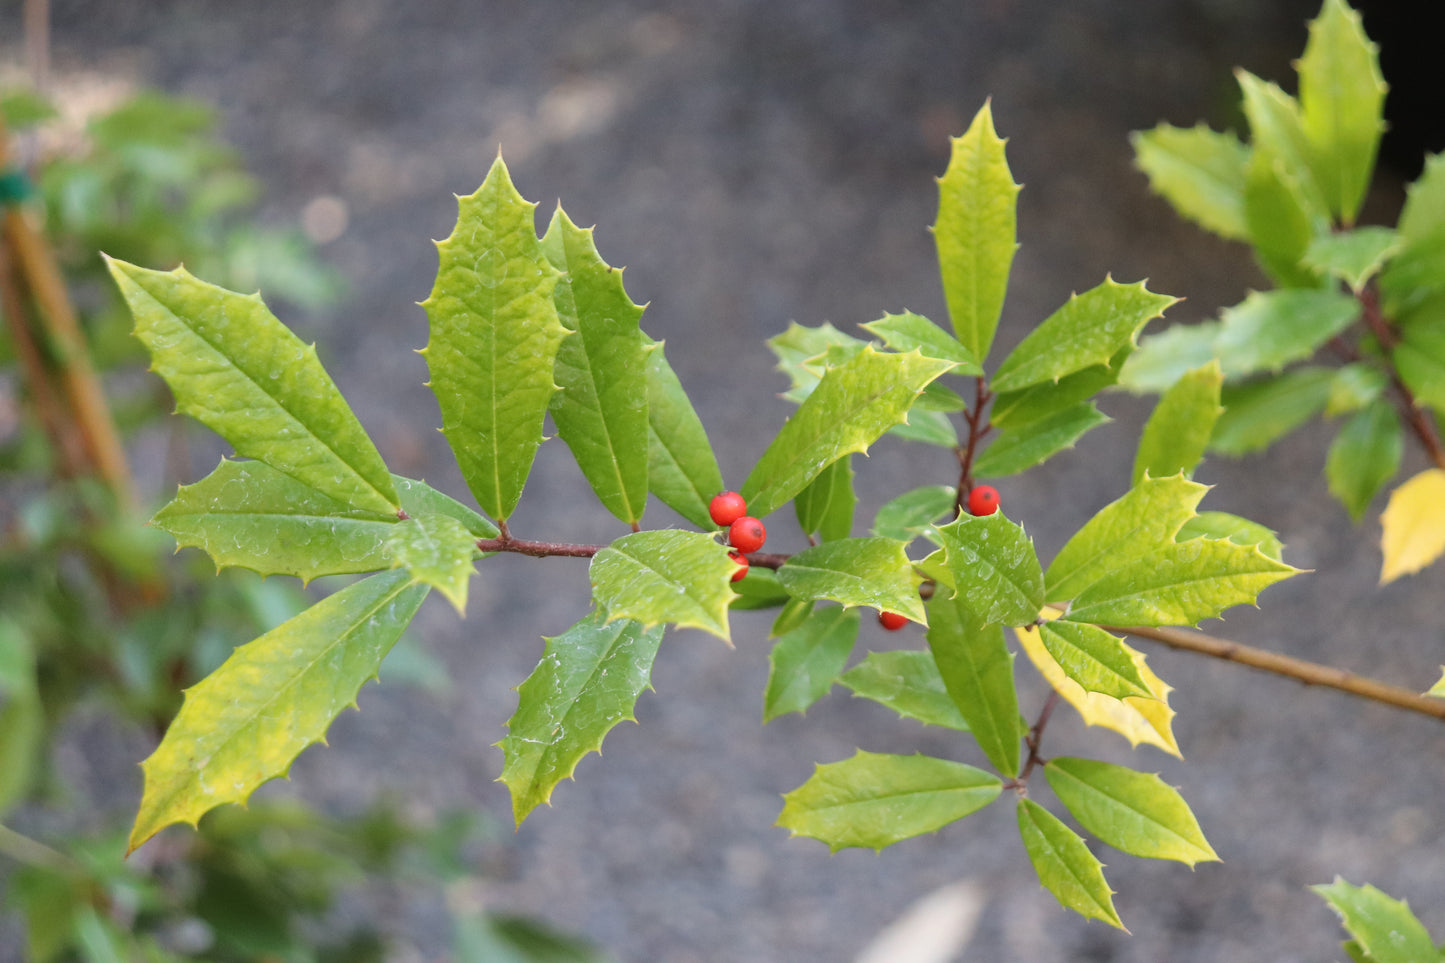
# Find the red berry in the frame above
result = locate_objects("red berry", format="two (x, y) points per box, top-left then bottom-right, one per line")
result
(967, 484), (1000, 516)
(709, 490), (748, 527)
(878, 611), (908, 631)
(728, 516), (767, 553)
(729, 551), (749, 582)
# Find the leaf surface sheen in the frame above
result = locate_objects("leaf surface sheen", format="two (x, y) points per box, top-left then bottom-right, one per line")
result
(1045, 757), (1218, 866)
(589, 530), (736, 642)
(421, 155), (566, 521)
(926, 597), (1020, 776)
(498, 611), (664, 823)
(838, 650), (970, 730)
(776, 537), (925, 624)
(934, 511), (1044, 629)
(741, 345), (954, 519)
(385, 512), (477, 613)
(1132, 361), (1223, 485)
(1016, 798), (1125, 930)
(130, 569), (429, 852)
(1036, 622), (1151, 700)
(763, 605), (859, 721)
(106, 258), (398, 515)
(543, 208), (651, 525)
(1312, 878), (1444, 963)
(643, 339), (724, 529)
(793, 455), (856, 542)
(871, 485), (956, 543)
(778, 750), (1001, 852)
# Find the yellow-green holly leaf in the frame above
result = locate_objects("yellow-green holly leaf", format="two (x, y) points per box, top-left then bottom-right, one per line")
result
(1379, 468), (1445, 583)
(1045, 757), (1218, 867)
(1017, 798), (1125, 930)
(589, 530), (736, 642)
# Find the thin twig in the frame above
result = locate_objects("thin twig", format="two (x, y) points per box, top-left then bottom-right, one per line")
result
(1107, 624), (1445, 722)
(1357, 285), (1445, 470)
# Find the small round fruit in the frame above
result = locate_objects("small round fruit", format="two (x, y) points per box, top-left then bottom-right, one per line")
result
(878, 611), (908, 631)
(967, 484), (1000, 516)
(729, 551), (749, 582)
(728, 516), (767, 553)
(709, 490), (748, 527)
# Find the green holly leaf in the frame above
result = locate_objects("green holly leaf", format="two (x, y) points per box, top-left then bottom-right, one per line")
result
(990, 345), (1132, 428)
(933, 512), (1044, 629)
(934, 101), (1019, 362)
(838, 650), (971, 730)
(1118, 323), (1221, 394)
(391, 475), (499, 539)
(776, 537), (924, 624)
(972, 402), (1111, 479)
(1132, 361), (1224, 485)
(1046, 474), (1208, 603)
(1211, 367), (1334, 456)
(888, 407), (959, 448)
(859, 310), (981, 372)
(643, 339), (724, 529)
(105, 258), (398, 515)
(1313, 878), (1444, 963)
(990, 278), (1178, 393)
(778, 750), (1001, 852)
(1326, 400), (1403, 521)
(766, 321), (870, 403)
(1326, 362), (1388, 417)
(1304, 227), (1400, 292)
(589, 530), (735, 643)
(1045, 757), (1218, 866)
(741, 345), (954, 519)
(129, 569), (429, 852)
(763, 605), (859, 721)
(729, 565), (793, 611)
(1213, 289), (1360, 377)
(1017, 798), (1124, 930)
(871, 485), (956, 543)
(1036, 622), (1151, 700)
(1243, 147), (1324, 288)
(420, 155), (567, 521)
(794, 455), (855, 542)
(1298, 0), (1387, 226)
(1176, 511), (1284, 562)
(384, 513), (477, 614)
(543, 208), (651, 526)
(1395, 316), (1445, 412)
(1130, 123), (1251, 241)
(926, 598), (1021, 776)
(498, 610), (664, 823)
(1237, 69), (1330, 225)
(1062, 535), (1299, 627)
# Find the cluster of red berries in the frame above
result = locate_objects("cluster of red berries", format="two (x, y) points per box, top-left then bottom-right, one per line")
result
(876, 484), (1001, 631)
(709, 491), (766, 582)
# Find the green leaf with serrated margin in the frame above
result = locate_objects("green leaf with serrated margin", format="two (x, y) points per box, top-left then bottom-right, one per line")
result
(498, 610), (664, 823)
(1047, 474), (1208, 603)
(391, 475), (498, 539)
(1213, 289), (1360, 377)
(794, 455), (855, 542)
(1395, 316), (1445, 412)
(776, 537), (925, 624)
(105, 258), (398, 514)
(1177, 512), (1284, 561)
(1238, 69), (1330, 225)
(1131, 123), (1251, 241)
(420, 155), (566, 521)
(385, 513), (476, 613)
(1038, 623), (1150, 700)
(934, 101), (1019, 361)
(872, 485), (956, 542)
(1045, 757), (1218, 866)
(1313, 878), (1444, 963)
(643, 339), (724, 529)
(990, 345), (1132, 428)
(990, 278), (1178, 393)
(543, 208), (650, 525)
(741, 346), (954, 519)
(1118, 323), (1221, 394)
(933, 512), (1044, 629)
(763, 606), (859, 721)
(590, 530), (735, 642)
(1063, 536), (1299, 627)
(129, 569), (429, 852)
(778, 750), (1001, 852)
(1382, 155), (1445, 322)
(1304, 227), (1400, 291)
(973, 403), (1110, 479)
(1244, 146), (1324, 288)
(859, 311), (981, 371)
(839, 650), (970, 730)
(1298, 0), (1387, 226)
(1327, 362), (1389, 417)
(729, 565), (794, 610)
(1133, 361), (1223, 486)
(927, 597), (1021, 776)
(1017, 798), (1125, 930)
(766, 322), (870, 403)
(1211, 367), (1334, 455)
(1327, 400), (1402, 521)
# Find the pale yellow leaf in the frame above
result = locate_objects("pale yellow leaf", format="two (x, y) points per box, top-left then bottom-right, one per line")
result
(1379, 469), (1445, 583)
(1016, 608), (1181, 757)
(1428, 667), (1445, 698)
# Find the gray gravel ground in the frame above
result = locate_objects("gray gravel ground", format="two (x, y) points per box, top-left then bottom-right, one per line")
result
(8, 1), (1445, 960)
